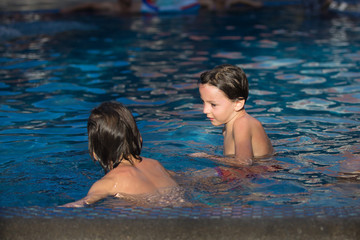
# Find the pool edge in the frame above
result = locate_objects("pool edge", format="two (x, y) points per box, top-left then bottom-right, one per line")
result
(2, 216), (359, 240)
(1, 206), (360, 239)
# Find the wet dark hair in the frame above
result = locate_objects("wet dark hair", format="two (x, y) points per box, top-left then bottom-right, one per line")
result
(87, 101), (142, 173)
(199, 64), (249, 102)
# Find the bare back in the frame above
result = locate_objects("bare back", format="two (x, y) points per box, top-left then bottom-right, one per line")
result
(103, 157), (178, 196)
(61, 158), (179, 207)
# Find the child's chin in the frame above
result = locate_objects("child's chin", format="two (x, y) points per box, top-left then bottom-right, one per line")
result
(210, 121), (221, 126)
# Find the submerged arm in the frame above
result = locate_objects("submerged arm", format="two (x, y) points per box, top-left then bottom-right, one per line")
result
(189, 152), (252, 167)
(190, 117), (254, 166)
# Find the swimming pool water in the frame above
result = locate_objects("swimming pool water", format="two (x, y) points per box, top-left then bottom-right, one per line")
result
(0, 7), (359, 208)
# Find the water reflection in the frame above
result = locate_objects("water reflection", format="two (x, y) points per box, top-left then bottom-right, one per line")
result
(0, 9), (359, 207)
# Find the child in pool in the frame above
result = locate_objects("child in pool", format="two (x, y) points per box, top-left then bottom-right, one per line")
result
(191, 64), (274, 167)
(61, 101), (180, 207)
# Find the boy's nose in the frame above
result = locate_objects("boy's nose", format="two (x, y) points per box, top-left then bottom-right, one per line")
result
(203, 104), (209, 114)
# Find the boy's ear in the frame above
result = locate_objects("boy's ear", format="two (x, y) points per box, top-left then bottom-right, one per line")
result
(234, 99), (245, 111)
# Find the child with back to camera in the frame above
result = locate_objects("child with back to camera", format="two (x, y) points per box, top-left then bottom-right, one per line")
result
(190, 64), (274, 167)
(61, 101), (181, 207)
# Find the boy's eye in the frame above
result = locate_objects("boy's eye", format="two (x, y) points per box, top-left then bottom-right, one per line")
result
(211, 103), (216, 107)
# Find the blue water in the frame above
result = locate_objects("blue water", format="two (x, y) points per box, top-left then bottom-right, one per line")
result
(0, 7), (359, 208)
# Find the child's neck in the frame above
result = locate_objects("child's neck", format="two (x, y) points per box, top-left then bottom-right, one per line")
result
(118, 155), (141, 166)
(227, 109), (246, 125)
(222, 109), (246, 133)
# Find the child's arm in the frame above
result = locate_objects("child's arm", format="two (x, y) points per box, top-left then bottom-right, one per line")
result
(189, 152), (252, 167)
(193, 120), (253, 166)
(190, 119), (254, 166)
(60, 177), (115, 207)
(232, 118), (254, 164)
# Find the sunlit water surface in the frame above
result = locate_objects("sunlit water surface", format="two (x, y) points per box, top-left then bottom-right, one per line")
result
(0, 8), (359, 208)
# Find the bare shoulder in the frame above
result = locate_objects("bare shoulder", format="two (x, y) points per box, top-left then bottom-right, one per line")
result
(137, 158), (174, 181)
(233, 113), (262, 129)
(108, 165), (139, 179)
(233, 113), (268, 142)
(140, 157), (162, 167)
(109, 165), (151, 185)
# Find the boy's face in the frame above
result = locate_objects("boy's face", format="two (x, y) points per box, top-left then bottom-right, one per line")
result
(199, 83), (242, 126)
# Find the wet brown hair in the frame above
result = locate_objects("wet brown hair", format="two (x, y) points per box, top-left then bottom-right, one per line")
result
(87, 101), (142, 173)
(200, 64), (249, 103)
